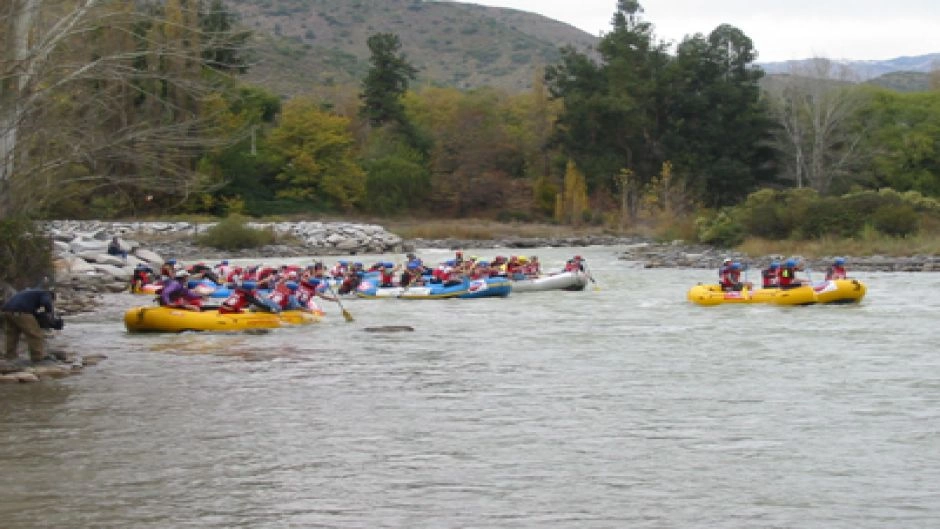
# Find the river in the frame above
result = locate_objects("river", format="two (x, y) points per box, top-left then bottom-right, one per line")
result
(1, 246), (938, 528)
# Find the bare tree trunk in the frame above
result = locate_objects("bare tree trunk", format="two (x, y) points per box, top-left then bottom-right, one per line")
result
(0, 0), (40, 216)
(766, 57), (866, 194)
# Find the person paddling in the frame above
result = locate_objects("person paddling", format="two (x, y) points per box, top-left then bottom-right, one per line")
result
(761, 262), (780, 288)
(778, 259), (805, 289)
(826, 257), (848, 280)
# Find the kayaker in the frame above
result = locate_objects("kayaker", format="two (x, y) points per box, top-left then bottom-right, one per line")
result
(761, 262), (780, 288)
(159, 270), (203, 310)
(778, 259), (805, 289)
(826, 257), (847, 280)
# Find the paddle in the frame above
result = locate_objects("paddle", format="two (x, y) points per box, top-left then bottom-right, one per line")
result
(324, 280), (353, 322)
(581, 261), (599, 291)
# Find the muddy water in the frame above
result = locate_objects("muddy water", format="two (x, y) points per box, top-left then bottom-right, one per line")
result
(1, 247), (938, 528)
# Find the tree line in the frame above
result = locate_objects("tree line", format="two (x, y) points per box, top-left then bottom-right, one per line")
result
(2, 0), (939, 238)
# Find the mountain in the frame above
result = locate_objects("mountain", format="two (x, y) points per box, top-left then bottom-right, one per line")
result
(759, 53), (940, 81)
(228, 0), (599, 96)
(227, 0), (937, 97)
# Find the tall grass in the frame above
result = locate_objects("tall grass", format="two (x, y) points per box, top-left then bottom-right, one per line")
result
(385, 218), (612, 240)
(739, 231), (940, 258)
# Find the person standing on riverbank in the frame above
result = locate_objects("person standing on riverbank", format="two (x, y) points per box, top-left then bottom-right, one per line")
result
(2, 288), (56, 364)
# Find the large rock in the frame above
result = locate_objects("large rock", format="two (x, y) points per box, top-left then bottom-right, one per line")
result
(133, 248), (163, 265)
(92, 263), (133, 280)
(69, 239), (108, 253)
(65, 256), (97, 274)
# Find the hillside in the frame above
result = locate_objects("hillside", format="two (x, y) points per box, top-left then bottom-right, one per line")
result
(759, 53), (940, 81)
(225, 0), (938, 97)
(227, 0), (599, 96)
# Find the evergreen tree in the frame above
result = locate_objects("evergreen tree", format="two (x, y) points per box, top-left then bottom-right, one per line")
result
(360, 33), (417, 129)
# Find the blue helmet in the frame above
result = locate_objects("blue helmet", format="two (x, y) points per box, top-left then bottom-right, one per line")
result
(731, 263), (742, 270)
(285, 281), (298, 291)
(769, 262), (780, 270)
(383, 262), (394, 268)
(239, 280), (257, 290)
(784, 259), (797, 268)
(834, 257), (846, 266)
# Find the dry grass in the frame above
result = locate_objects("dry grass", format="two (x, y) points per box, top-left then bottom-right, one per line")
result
(382, 218), (613, 240)
(739, 232), (940, 258)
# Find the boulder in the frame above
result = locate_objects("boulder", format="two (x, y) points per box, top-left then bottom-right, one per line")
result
(69, 239), (108, 253)
(335, 238), (363, 250)
(65, 256), (97, 274)
(92, 263), (133, 280)
(133, 248), (163, 265)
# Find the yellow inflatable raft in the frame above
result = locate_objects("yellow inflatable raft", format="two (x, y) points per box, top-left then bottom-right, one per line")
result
(687, 279), (866, 307)
(124, 306), (320, 333)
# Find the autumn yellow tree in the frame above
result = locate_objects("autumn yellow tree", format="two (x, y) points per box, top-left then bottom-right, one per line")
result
(267, 96), (366, 211)
(555, 159), (589, 225)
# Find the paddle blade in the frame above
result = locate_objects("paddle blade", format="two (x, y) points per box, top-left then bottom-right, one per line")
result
(342, 308), (354, 322)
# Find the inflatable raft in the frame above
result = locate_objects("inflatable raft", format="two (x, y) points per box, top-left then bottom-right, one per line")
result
(687, 279), (867, 306)
(510, 270), (589, 293)
(355, 277), (511, 299)
(124, 306), (320, 333)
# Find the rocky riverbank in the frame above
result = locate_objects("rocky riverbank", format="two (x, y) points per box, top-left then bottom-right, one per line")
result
(617, 241), (940, 272)
(41, 220), (940, 318)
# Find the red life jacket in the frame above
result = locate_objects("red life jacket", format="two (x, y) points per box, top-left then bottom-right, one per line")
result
(219, 290), (251, 313)
(826, 265), (846, 280)
(761, 269), (778, 288)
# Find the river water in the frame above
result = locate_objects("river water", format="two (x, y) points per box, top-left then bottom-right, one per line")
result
(1, 246), (938, 528)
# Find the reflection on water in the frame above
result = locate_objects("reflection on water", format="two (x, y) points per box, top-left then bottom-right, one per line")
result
(1, 247), (939, 529)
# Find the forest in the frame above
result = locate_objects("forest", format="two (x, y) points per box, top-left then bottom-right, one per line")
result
(2, 0), (939, 247)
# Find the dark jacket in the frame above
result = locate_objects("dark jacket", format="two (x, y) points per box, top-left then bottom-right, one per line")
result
(2, 289), (54, 315)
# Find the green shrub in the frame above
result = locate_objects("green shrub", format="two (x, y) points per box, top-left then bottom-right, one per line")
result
(496, 210), (533, 223)
(872, 204), (920, 237)
(194, 215), (275, 250)
(801, 197), (856, 238)
(0, 219), (54, 290)
(739, 189), (791, 239)
(696, 209), (744, 246)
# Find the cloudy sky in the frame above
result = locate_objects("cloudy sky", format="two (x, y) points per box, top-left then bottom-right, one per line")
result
(469, 0), (939, 62)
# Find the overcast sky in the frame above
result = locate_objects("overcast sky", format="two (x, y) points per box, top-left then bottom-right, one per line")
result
(468, 0), (939, 62)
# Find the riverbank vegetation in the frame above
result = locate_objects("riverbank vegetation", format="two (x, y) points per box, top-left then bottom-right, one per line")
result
(2, 1), (939, 267)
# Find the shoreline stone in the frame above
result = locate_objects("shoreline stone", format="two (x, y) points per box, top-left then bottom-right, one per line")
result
(36, 220), (939, 319)
(617, 241), (940, 273)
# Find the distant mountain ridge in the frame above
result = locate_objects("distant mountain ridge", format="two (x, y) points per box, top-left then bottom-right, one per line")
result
(229, 0), (598, 96)
(227, 0), (937, 96)
(759, 53), (940, 81)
